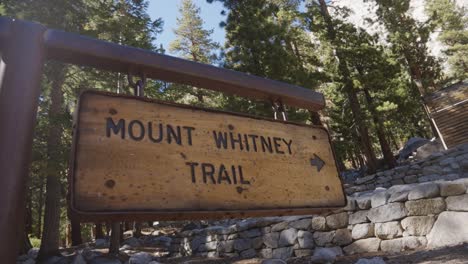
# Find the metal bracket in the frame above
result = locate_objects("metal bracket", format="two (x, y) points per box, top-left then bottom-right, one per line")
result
(128, 73), (146, 97)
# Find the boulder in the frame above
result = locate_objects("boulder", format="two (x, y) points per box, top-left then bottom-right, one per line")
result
(123, 237), (142, 248)
(405, 198), (446, 216)
(263, 232), (279, 248)
(400, 216), (435, 236)
(380, 237), (427, 252)
(89, 256), (122, 264)
(313, 231), (335, 247)
(343, 238), (381, 255)
(310, 247), (343, 263)
(294, 249), (313, 257)
(374, 222), (403, 239)
(297, 230), (314, 249)
(253, 237), (264, 249)
(326, 212), (348, 229)
(289, 219), (311, 230)
(349, 210), (369, 224)
(278, 228), (298, 247)
(439, 181), (466, 196)
(352, 223), (374, 240)
(128, 252), (153, 264)
(427, 211), (468, 248)
(408, 183), (439, 200)
(355, 257), (386, 264)
(371, 191), (389, 208)
(233, 238), (252, 251)
(355, 195), (372, 210)
(95, 238), (110, 249)
(271, 247), (293, 260)
(367, 203), (407, 223)
(71, 254), (86, 264)
(333, 228), (353, 246)
(240, 248), (257, 258)
(259, 248), (273, 259)
(311, 216), (327, 231)
(261, 259), (286, 264)
(218, 240), (234, 253)
(240, 228), (261, 238)
(446, 194), (468, 211)
(271, 222), (289, 232)
(27, 248), (39, 260)
(388, 191), (409, 203)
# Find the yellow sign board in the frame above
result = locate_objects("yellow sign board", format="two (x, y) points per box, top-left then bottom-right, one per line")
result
(69, 91), (345, 220)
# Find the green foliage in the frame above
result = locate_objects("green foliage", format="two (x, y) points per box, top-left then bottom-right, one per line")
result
(426, 0), (468, 80)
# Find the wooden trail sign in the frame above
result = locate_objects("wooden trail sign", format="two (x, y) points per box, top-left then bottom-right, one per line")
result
(69, 90), (345, 220)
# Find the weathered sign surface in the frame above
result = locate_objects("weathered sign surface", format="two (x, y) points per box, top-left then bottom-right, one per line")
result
(70, 90), (345, 220)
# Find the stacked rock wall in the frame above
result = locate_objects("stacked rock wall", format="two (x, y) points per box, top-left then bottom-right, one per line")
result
(169, 178), (468, 259)
(345, 144), (468, 194)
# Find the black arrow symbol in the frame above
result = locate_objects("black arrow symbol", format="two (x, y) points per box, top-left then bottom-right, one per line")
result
(310, 154), (325, 172)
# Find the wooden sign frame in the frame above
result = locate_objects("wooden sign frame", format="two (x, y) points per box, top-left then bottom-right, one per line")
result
(69, 90), (346, 221)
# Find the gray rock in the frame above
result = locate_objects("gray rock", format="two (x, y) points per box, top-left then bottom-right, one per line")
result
(374, 222), (403, 239)
(191, 236), (204, 251)
(240, 228), (261, 238)
(352, 223), (374, 240)
(218, 240), (234, 253)
(240, 248), (257, 258)
(271, 247), (293, 260)
(333, 228), (353, 246)
(371, 191), (390, 208)
(368, 203), (407, 223)
(297, 230), (314, 249)
(311, 247), (343, 263)
(408, 183), (439, 200)
(123, 237), (142, 248)
(355, 195), (372, 210)
(405, 198), (446, 216)
(418, 174), (442, 183)
(349, 210), (369, 224)
(261, 259), (286, 264)
(446, 194), (468, 211)
(380, 237), (427, 252)
(199, 241), (218, 251)
(326, 212), (348, 229)
(400, 216), (435, 236)
(343, 238), (381, 255)
(356, 175), (376, 185)
(259, 248), (273, 259)
(263, 232), (279, 248)
(95, 238), (110, 248)
(27, 248), (39, 260)
(234, 239), (252, 251)
(89, 256), (122, 264)
(313, 231), (335, 247)
(311, 216), (327, 231)
(22, 259), (36, 264)
(128, 252), (153, 264)
(344, 198), (356, 211)
(72, 254), (87, 264)
(404, 175), (418, 184)
(388, 191), (409, 203)
(355, 257), (386, 264)
(289, 219), (311, 230)
(271, 222), (289, 232)
(427, 211), (468, 248)
(278, 228), (298, 247)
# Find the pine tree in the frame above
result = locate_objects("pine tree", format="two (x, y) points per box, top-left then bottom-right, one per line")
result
(426, 0), (468, 81)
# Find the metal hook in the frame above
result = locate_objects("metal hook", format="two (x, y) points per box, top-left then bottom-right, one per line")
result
(128, 73), (147, 97)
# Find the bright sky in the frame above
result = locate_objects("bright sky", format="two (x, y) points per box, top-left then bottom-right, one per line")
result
(148, 0), (226, 55)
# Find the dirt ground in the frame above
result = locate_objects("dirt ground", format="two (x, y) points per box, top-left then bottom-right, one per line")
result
(161, 244), (468, 264)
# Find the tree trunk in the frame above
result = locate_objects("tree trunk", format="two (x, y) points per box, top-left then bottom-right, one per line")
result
(19, 230), (32, 255)
(109, 222), (121, 255)
(317, 0), (378, 173)
(95, 223), (104, 240)
(25, 189), (33, 235)
(363, 88), (396, 168)
(35, 177), (44, 239)
(38, 64), (66, 260)
(70, 217), (82, 246)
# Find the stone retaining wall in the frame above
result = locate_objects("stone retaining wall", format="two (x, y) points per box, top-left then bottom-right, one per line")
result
(168, 178), (468, 260)
(345, 144), (468, 195)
